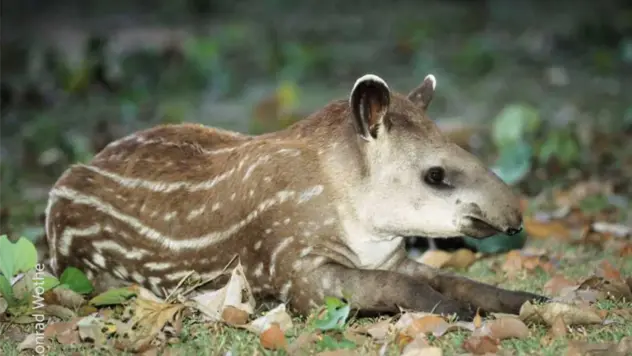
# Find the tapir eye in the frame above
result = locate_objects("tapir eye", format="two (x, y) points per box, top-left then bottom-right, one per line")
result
(424, 167), (445, 186)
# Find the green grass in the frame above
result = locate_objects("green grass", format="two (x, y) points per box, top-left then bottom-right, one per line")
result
(1, 240), (631, 356)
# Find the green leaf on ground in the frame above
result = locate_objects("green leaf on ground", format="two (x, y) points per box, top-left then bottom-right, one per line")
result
(464, 230), (527, 254)
(89, 286), (138, 306)
(0, 235), (38, 281)
(0, 275), (16, 305)
(59, 267), (94, 295)
(313, 296), (350, 331)
(42, 276), (61, 292)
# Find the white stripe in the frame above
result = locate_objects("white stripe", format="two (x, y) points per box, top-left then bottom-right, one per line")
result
(145, 262), (173, 271)
(93, 240), (148, 260)
(59, 224), (102, 255)
(50, 186), (317, 251)
(269, 237), (294, 276)
(81, 164), (236, 193)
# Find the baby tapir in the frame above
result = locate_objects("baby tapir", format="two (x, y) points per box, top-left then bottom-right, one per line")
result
(45, 73), (546, 320)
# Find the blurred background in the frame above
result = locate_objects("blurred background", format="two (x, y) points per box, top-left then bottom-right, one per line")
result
(1, 0), (631, 252)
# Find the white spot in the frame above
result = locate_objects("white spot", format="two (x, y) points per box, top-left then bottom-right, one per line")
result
(280, 281), (293, 301)
(145, 262), (172, 271)
(265, 229), (272, 234)
(212, 203), (221, 212)
(82, 258), (98, 270)
(292, 260), (302, 270)
(299, 246), (313, 257)
(323, 218), (335, 226)
(132, 272), (146, 284)
(253, 263), (264, 277)
(166, 270), (195, 281)
(113, 265), (129, 279)
(164, 211), (177, 221)
(298, 185), (324, 204)
(263, 283), (272, 289)
(254, 240), (263, 250)
(269, 237), (295, 276)
(231, 193), (236, 201)
(92, 253), (106, 268)
(322, 277), (332, 290)
(243, 155), (271, 181)
(273, 221), (280, 226)
(283, 218), (290, 225)
(249, 190), (254, 197)
(264, 177), (272, 183)
(187, 206), (206, 220)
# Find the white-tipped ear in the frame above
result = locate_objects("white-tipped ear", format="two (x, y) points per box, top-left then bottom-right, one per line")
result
(407, 73), (437, 110)
(349, 74), (391, 140)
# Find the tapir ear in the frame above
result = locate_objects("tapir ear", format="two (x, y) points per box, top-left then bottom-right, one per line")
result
(349, 74), (391, 140)
(407, 74), (436, 110)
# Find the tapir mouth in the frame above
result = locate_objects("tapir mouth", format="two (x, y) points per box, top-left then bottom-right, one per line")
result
(460, 215), (505, 239)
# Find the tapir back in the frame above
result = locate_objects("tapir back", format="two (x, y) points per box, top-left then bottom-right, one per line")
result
(46, 123), (341, 299)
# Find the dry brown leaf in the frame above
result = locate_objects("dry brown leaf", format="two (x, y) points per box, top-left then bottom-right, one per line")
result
(43, 318), (82, 345)
(191, 261), (256, 322)
(474, 317), (530, 340)
(244, 303), (293, 334)
(406, 315), (449, 337)
(577, 276), (632, 302)
(566, 336), (632, 356)
(42, 304), (77, 320)
(549, 315), (567, 338)
(77, 315), (107, 345)
(519, 301), (603, 326)
(462, 335), (499, 355)
(260, 322), (287, 351)
(595, 260), (623, 281)
(351, 319), (393, 342)
(43, 286), (86, 309)
(18, 333), (51, 352)
(501, 249), (555, 277)
(401, 336), (437, 356)
(131, 297), (186, 341)
(544, 275), (577, 296)
(524, 216), (571, 240)
(445, 248), (479, 269)
(286, 331), (321, 355)
(417, 250), (453, 269)
(473, 309), (482, 329)
(222, 305), (249, 326)
(394, 312), (437, 330)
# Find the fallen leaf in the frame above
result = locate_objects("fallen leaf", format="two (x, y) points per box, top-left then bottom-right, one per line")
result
(222, 305), (249, 326)
(18, 333), (50, 352)
(548, 315), (567, 338)
(44, 286), (87, 309)
(42, 304), (77, 320)
(462, 335), (499, 355)
(131, 296), (186, 340)
(445, 249), (479, 270)
(191, 261), (255, 322)
(566, 336), (632, 356)
(401, 336), (440, 356)
(519, 301), (603, 326)
(260, 322), (287, 350)
(406, 315), (449, 337)
(350, 319), (392, 342)
(473, 309), (483, 329)
(595, 260), (623, 281)
(77, 315), (107, 345)
(544, 275), (577, 296)
(524, 216), (571, 240)
(474, 317), (530, 340)
(577, 276), (632, 302)
(44, 318), (82, 345)
(286, 331), (321, 355)
(245, 303), (293, 334)
(417, 250), (453, 269)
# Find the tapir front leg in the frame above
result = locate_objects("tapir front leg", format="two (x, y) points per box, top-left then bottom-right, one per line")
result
(396, 258), (549, 314)
(289, 263), (479, 320)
